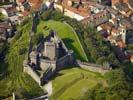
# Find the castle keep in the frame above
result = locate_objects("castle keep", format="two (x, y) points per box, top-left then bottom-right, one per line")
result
(23, 30), (74, 86)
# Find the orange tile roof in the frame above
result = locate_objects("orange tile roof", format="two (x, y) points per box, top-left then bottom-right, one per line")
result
(21, 11), (29, 16)
(29, 0), (42, 10)
(93, 10), (108, 19)
(112, 0), (133, 17)
(19, 0), (42, 16)
(116, 40), (126, 48)
(64, 5), (90, 17)
(111, 28), (118, 34)
(112, 18), (118, 23)
(99, 22), (113, 32)
(126, 10), (133, 17)
(107, 35), (113, 39)
(62, 0), (93, 17)
(18, 0), (26, 3)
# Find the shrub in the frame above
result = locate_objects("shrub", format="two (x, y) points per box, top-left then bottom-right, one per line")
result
(19, 48), (27, 55)
(31, 33), (44, 45)
(41, 10), (53, 21)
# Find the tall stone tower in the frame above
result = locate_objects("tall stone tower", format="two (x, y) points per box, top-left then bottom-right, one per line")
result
(43, 42), (57, 60)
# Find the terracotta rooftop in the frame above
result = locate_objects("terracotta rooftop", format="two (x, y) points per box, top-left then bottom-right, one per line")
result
(21, 10), (29, 16)
(18, 0), (42, 16)
(99, 22), (114, 32)
(120, 19), (133, 29)
(18, 0), (26, 4)
(112, 0), (133, 17)
(112, 18), (118, 24)
(64, 5), (91, 17)
(129, 0), (133, 7)
(111, 27), (119, 34)
(116, 40), (126, 48)
(93, 10), (108, 19)
(56, 0), (106, 18)
(29, 0), (42, 10)
(60, 0), (103, 17)
(107, 7), (119, 15)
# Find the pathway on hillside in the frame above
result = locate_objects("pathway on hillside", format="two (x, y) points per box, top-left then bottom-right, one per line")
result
(42, 81), (53, 96)
(64, 22), (88, 61)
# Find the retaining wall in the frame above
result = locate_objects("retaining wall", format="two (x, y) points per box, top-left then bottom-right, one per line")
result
(24, 65), (41, 85)
(76, 60), (110, 74)
(40, 59), (56, 71)
(56, 51), (74, 70)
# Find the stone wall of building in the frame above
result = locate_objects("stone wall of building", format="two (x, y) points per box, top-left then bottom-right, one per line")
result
(54, 4), (63, 12)
(24, 61), (55, 86)
(40, 59), (56, 71)
(54, 3), (85, 21)
(56, 51), (74, 70)
(29, 94), (48, 100)
(76, 60), (110, 74)
(23, 63), (41, 85)
(41, 68), (55, 83)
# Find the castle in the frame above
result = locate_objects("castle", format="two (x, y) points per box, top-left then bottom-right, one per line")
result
(23, 30), (74, 86)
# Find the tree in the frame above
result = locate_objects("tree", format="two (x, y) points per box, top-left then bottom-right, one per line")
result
(105, 69), (126, 85)
(108, 53), (116, 61)
(128, 44), (133, 50)
(96, 57), (107, 65)
(0, 13), (6, 22)
(19, 48), (27, 55)
(31, 33), (44, 45)
(41, 10), (52, 21)
(80, 69), (133, 100)
(90, 49), (99, 62)
(51, 10), (64, 21)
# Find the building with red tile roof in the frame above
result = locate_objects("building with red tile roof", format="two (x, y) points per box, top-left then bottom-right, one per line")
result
(54, 0), (105, 21)
(16, 0), (42, 16)
(21, 10), (29, 16)
(81, 9), (111, 27)
(116, 40), (126, 48)
(112, 0), (133, 17)
(29, 0), (42, 10)
(18, 0), (26, 4)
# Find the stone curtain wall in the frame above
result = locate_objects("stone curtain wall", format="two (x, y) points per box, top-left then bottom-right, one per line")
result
(76, 60), (110, 74)
(42, 68), (55, 81)
(56, 52), (74, 70)
(24, 65), (41, 85)
(40, 59), (56, 71)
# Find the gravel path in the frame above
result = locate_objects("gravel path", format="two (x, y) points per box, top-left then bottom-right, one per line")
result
(42, 81), (53, 96)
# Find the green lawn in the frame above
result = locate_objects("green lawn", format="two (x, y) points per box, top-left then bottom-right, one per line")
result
(0, 20), (88, 98)
(51, 67), (107, 100)
(37, 20), (87, 61)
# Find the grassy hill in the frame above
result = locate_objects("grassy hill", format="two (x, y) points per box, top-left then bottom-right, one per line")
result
(37, 20), (87, 61)
(51, 67), (107, 100)
(0, 19), (88, 98)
